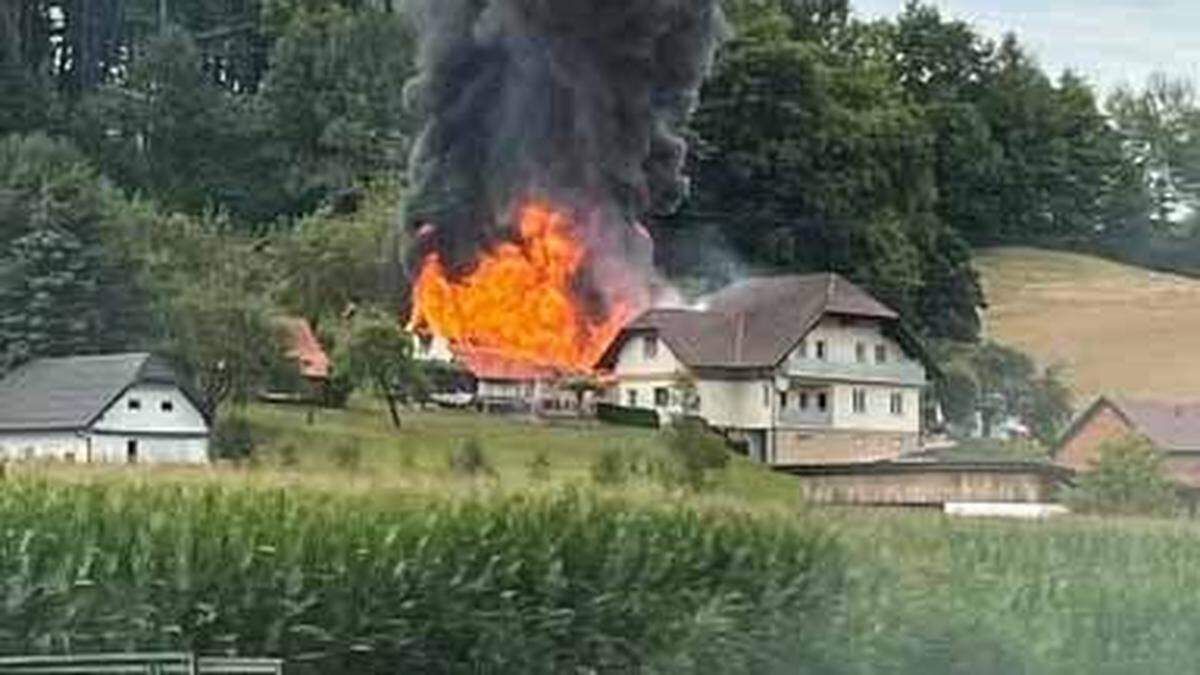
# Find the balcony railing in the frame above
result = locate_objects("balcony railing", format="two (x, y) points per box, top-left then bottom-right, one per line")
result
(785, 358), (926, 386)
(777, 408), (833, 427)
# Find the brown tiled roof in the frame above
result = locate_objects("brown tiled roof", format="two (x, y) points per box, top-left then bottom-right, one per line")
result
(598, 273), (900, 370)
(1106, 397), (1200, 452)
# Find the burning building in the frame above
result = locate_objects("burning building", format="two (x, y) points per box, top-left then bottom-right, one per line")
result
(402, 0), (726, 391)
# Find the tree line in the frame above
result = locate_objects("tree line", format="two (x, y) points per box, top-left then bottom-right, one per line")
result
(1, 0), (1192, 439)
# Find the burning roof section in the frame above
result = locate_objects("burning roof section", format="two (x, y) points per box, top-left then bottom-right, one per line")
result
(598, 273), (901, 370)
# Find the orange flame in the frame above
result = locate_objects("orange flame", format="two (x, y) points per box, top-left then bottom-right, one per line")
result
(409, 202), (637, 372)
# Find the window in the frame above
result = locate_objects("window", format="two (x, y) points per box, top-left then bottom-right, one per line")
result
(627, 389), (639, 407)
(126, 440), (139, 464)
(418, 334), (433, 355)
(654, 387), (670, 407)
(853, 389), (868, 414)
(855, 342), (867, 363)
(643, 336), (659, 360)
(161, 400), (174, 413)
(128, 398), (142, 411)
(779, 392), (789, 409)
(890, 392), (905, 416)
(816, 340), (827, 361)
(817, 393), (829, 412)
(762, 384), (771, 408)
(800, 392), (810, 410)
(876, 345), (888, 364)
(796, 339), (808, 359)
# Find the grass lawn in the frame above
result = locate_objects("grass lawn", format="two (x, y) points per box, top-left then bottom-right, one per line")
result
(241, 399), (803, 509)
(976, 246), (1200, 401)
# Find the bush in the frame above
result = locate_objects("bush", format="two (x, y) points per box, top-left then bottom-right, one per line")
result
(1065, 435), (1179, 516)
(590, 449), (629, 486)
(210, 414), (256, 461)
(658, 418), (732, 491)
(449, 437), (494, 478)
(331, 441), (363, 473)
(596, 402), (660, 429)
(527, 451), (551, 482)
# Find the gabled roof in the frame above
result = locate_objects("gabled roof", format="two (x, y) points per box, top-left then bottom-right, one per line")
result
(277, 317), (331, 380)
(598, 273), (902, 370)
(1064, 396), (1200, 453)
(0, 353), (196, 432)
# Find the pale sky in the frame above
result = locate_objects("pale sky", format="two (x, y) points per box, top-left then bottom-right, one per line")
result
(853, 1), (1200, 94)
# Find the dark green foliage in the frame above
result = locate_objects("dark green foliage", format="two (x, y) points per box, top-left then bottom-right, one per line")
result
(1065, 435), (1179, 517)
(338, 310), (424, 429)
(331, 441), (363, 473)
(596, 403), (660, 429)
(449, 437), (493, 478)
(526, 451), (550, 482)
(658, 418), (732, 492)
(211, 415), (257, 462)
(0, 481), (844, 673)
(936, 341), (1074, 445)
(590, 449), (629, 487)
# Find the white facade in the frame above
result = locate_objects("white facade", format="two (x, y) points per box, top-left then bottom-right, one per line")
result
(608, 315), (926, 465)
(0, 383), (210, 465)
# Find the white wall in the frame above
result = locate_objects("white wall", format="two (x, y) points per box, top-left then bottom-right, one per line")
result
(787, 317), (911, 366)
(612, 334), (684, 376)
(89, 433), (208, 464)
(697, 379), (773, 429)
(93, 384), (209, 435)
(0, 432), (87, 462)
(829, 383), (921, 433)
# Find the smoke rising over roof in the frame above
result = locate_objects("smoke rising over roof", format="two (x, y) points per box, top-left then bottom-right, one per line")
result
(404, 0), (727, 273)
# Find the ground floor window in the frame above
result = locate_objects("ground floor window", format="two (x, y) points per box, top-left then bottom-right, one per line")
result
(818, 392), (829, 412)
(127, 440), (139, 464)
(626, 389), (639, 407)
(890, 392), (905, 416)
(853, 388), (868, 414)
(654, 387), (670, 407)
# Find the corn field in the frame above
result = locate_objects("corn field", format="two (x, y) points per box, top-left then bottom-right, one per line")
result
(0, 476), (842, 673)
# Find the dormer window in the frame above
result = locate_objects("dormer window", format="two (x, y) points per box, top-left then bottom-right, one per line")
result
(643, 335), (659, 360)
(128, 399), (142, 411)
(875, 345), (888, 364)
(161, 400), (174, 413)
(815, 340), (827, 361)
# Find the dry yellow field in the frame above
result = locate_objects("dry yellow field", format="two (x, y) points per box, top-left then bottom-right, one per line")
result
(976, 247), (1200, 402)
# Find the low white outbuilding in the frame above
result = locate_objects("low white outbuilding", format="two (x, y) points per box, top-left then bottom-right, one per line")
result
(0, 353), (210, 464)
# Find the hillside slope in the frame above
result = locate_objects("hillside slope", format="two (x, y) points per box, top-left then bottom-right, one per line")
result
(976, 247), (1200, 401)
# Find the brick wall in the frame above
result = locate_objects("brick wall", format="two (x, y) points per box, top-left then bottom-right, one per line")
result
(773, 429), (918, 465)
(1056, 403), (1133, 471)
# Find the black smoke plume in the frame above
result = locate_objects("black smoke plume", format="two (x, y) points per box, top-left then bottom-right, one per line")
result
(403, 0), (726, 281)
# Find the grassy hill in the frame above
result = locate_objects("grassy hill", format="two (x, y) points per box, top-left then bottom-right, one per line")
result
(976, 246), (1200, 402)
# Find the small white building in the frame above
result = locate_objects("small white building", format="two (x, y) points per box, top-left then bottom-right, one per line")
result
(598, 274), (929, 466)
(0, 353), (211, 464)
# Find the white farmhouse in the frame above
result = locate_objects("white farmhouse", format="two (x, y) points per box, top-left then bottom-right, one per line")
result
(0, 353), (210, 464)
(598, 274), (929, 465)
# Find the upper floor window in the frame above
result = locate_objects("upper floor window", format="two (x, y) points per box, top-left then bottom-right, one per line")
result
(161, 400), (174, 413)
(876, 345), (889, 364)
(796, 339), (808, 360)
(128, 399), (142, 411)
(779, 391), (789, 409)
(643, 335), (659, 360)
(855, 343), (867, 363)
(853, 388), (868, 414)
(799, 392), (810, 410)
(815, 340), (828, 361)
(890, 392), (905, 416)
